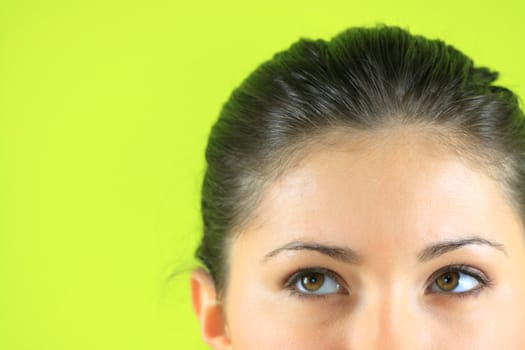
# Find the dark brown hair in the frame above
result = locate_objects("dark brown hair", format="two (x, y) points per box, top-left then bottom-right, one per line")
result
(197, 24), (525, 293)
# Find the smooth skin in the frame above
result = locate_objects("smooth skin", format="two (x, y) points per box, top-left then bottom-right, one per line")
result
(191, 128), (525, 349)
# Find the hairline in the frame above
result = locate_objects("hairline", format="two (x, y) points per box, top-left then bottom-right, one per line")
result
(214, 118), (524, 296)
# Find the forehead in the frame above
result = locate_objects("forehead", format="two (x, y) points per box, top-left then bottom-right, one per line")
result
(236, 130), (522, 255)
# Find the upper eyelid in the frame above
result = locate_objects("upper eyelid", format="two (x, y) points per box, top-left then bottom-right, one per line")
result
(285, 267), (331, 286)
(427, 264), (489, 284)
(285, 267), (347, 290)
(284, 265), (491, 296)
(424, 264), (490, 293)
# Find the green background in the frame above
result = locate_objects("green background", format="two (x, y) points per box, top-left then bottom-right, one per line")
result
(1, 0), (524, 349)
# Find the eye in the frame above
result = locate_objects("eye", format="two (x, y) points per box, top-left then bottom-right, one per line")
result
(427, 265), (489, 295)
(285, 268), (348, 297)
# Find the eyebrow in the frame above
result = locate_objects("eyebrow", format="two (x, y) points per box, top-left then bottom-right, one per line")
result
(417, 237), (507, 262)
(263, 236), (507, 264)
(263, 241), (362, 264)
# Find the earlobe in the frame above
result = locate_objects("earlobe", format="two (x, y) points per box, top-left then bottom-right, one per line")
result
(190, 268), (231, 350)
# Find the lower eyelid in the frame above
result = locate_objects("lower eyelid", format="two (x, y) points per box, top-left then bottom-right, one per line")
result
(425, 265), (491, 295)
(285, 265), (492, 299)
(428, 285), (486, 299)
(285, 268), (348, 294)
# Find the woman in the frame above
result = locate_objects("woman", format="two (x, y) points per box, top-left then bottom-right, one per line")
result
(189, 24), (525, 349)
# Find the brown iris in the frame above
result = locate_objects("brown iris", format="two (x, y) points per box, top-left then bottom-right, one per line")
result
(435, 271), (460, 291)
(301, 272), (325, 291)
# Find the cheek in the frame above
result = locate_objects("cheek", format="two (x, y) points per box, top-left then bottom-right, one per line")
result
(483, 280), (525, 347)
(472, 254), (525, 347)
(224, 269), (347, 349)
(223, 283), (525, 350)
(225, 309), (346, 350)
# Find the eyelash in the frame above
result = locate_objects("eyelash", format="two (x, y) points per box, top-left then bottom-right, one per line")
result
(424, 264), (492, 298)
(284, 264), (492, 299)
(284, 267), (348, 299)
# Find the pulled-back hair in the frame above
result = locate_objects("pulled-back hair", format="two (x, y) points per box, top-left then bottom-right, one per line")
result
(197, 24), (525, 293)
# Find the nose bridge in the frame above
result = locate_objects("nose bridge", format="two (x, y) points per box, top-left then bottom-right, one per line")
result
(353, 285), (421, 350)
(378, 290), (418, 349)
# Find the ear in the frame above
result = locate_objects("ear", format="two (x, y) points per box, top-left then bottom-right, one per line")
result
(190, 268), (231, 350)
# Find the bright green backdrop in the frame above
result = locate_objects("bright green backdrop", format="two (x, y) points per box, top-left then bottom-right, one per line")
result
(1, 0), (524, 349)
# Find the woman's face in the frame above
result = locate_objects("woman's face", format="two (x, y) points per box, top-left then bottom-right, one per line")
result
(215, 131), (525, 349)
